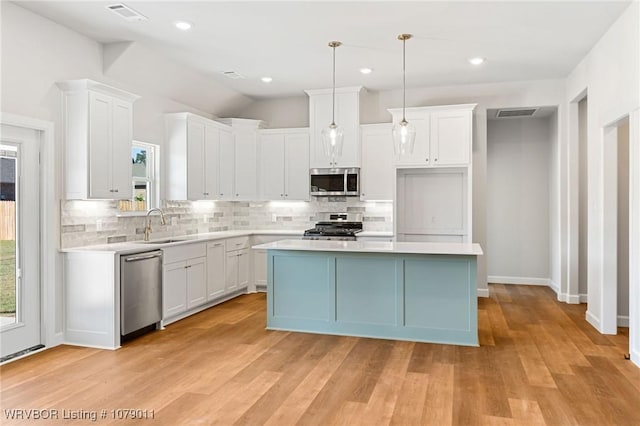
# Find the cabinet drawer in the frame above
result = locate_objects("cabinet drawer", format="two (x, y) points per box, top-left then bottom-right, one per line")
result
(162, 242), (206, 263)
(225, 236), (250, 252)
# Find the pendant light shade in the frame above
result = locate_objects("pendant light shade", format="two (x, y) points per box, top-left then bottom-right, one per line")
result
(392, 34), (416, 156)
(322, 41), (344, 163)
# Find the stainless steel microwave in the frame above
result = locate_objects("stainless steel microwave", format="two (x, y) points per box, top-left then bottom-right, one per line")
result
(310, 168), (359, 196)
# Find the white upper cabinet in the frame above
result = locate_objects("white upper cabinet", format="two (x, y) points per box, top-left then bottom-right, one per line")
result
(219, 118), (263, 201)
(360, 123), (394, 201)
(305, 86), (362, 168)
(166, 113), (230, 201)
(57, 79), (139, 200)
(217, 128), (235, 200)
(388, 104), (476, 167)
(258, 129), (310, 201)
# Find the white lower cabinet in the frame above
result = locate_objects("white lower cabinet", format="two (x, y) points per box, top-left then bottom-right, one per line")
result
(163, 256), (206, 318)
(186, 257), (206, 309)
(206, 241), (226, 300)
(226, 247), (250, 293)
(162, 242), (207, 320)
(163, 261), (188, 318)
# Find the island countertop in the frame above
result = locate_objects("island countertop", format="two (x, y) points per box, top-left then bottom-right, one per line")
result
(253, 239), (483, 256)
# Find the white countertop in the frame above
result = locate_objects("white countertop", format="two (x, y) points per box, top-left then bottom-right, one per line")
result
(253, 239), (483, 256)
(60, 229), (306, 254)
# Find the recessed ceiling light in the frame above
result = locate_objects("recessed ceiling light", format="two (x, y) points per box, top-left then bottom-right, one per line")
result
(261, 77), (273, 83)
(468, 57), (486, 66)
(174, 21), (193, 31)
(360, 68), (373, 74)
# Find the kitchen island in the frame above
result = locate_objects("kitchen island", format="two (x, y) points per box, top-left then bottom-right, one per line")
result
(252, 240), (483, 346)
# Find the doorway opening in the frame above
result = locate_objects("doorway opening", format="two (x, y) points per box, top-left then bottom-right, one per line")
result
(486, 106), (559, 288)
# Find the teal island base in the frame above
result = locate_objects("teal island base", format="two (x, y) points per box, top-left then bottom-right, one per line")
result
(266, 249), (478, 347)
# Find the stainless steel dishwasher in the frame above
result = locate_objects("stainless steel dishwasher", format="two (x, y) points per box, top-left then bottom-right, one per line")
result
(120, 250), (163, 337)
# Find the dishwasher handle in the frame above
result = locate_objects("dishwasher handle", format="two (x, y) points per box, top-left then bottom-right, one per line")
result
(124, 252), (163, 262)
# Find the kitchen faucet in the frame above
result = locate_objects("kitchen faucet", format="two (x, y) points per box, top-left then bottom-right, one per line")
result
(144, 208), (167, 241)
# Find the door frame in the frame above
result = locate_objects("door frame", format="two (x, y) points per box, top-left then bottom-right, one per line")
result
(0, 113), (59, 351)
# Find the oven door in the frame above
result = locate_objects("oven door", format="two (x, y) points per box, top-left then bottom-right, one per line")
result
(310, 169), (346, 196)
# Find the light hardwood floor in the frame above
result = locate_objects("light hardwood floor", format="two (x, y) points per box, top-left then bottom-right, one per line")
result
(2, 285), (640, 425)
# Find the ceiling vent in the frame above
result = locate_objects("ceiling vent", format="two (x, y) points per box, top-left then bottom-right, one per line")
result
(106, 4), (148, 21)
(221, 71), (246, 80)
(496, 108), (538, 118)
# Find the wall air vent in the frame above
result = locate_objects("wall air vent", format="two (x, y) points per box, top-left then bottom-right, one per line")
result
(496, 108), (538, 118)
(106, 4), (148, 21)
(221, 71), (246, 80)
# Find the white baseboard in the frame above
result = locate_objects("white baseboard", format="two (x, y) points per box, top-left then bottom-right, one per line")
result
(579, 293), (588, 303)
(549, 279), (560, 294)
(477, 288), (490, 298)
(632, 349), (640, 368)
(586, 310), (601, 331)
(618, 315), (630, 327)
(488, 276), (550, 286)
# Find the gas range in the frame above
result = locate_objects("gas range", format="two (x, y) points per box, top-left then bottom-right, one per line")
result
(303, 213), (363, 241)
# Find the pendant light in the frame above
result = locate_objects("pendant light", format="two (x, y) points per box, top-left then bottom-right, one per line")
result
(392, 34), (416, 156)
(322, 41), (344, 164)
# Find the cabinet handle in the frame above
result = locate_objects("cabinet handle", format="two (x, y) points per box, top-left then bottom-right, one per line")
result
(362, 193), (365, 196)
(280, 194), (283, 197)
(434, 158), (438, 162)
(236, 194), (239, 197)
(285, 194), (288, 197)
(204, 192), (209, 196)
(220, 193), (223, 196)
(425, 158), (429, 162)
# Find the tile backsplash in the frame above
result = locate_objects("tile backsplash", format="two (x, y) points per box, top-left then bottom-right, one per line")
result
(60, 198), (393, 248)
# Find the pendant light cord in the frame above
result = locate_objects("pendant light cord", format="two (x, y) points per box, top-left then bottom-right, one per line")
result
(332, 44), (336, 126)
(402, 37), (406, 123)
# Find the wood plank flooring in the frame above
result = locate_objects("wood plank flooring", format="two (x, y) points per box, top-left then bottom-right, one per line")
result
(2, 285), (639, 425)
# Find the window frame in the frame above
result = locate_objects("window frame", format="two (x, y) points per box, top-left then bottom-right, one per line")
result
(121, 141), (160, 212)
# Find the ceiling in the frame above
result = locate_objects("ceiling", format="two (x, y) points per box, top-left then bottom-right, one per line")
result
(15, 1), (632, 100)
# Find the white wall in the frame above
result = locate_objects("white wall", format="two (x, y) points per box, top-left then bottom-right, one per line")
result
(565, 1), (639, 362)
(0, 2), (252, 345)
(238, 96), (309, 128)
(486, 117), (552, 284)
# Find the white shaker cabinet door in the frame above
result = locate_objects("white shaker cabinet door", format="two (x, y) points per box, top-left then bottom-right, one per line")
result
(259, 134), (286, 200)
(309, 94), (334, 168)
(218, 129), (235, 200)
(204, 125), (220, 200)
(163, 261), (187, 318)
(333, 92), (360, 168)
(186, 120), (206, 200)
(186, 257), (207, 309)
(206, 242), (226, 300)
(111, 99), (133, 197)
(285, 132), (310, 200)
(225, 251), (239, 293)
(360, 124), (394, 201)
(394, 116), (431, 166)
(430, 110), (471, 165)
(237, 249), (250, 289)
(88, 92), (113, 199)
(234, 132), (257, 200)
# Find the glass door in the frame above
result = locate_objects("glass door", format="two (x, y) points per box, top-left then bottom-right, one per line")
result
(0, 125), (41, 360)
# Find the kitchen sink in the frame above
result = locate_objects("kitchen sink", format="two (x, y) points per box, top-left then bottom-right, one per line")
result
(139, 239), (187, 244)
